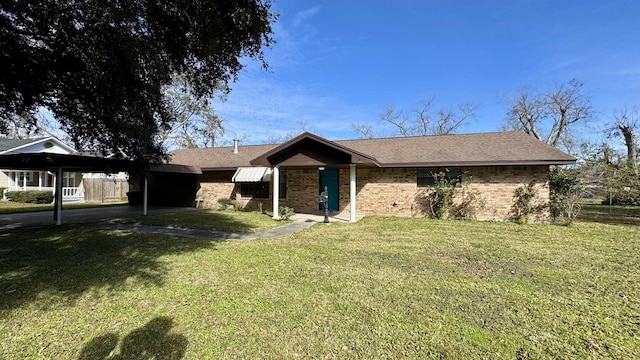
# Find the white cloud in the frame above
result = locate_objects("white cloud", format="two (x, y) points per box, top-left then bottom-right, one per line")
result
(292, 5), (321, 28)
(213, 74), (372, 144)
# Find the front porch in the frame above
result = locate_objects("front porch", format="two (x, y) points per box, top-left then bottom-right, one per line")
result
(249, 133), (377, 223)
(2, 170), (84, 201)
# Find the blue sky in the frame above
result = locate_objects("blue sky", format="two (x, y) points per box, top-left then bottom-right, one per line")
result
(214, 0), (640, 145)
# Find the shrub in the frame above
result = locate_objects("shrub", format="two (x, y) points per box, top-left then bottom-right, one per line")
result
(602, 167), (640, 206)
(5, 190), (54, 204)
(510, 181), (547, 224)
(0, 187), (6, 198)
(414, 170), (484, 220)
(414, 170), (458, 219)
(549, 167), (583, 225)
(278, 206), (295, 220)
(451, 187), (486, 220)
(602, 194), (640, 206)
(217, 198), (235, 210)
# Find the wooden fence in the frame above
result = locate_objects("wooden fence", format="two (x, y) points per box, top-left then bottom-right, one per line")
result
(83, 178), (129, 203)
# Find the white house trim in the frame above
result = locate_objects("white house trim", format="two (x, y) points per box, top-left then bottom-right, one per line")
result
(0, 136), (77, 155)
(271, 166), (280, 219)
(350, 164), (357, 222)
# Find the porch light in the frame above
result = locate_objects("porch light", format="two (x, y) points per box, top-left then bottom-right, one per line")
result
(318, 167), (325, 171)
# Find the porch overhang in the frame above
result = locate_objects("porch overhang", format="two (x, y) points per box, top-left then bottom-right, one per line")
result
(250, 132), (379, 168)
(0, 153), (135, 172)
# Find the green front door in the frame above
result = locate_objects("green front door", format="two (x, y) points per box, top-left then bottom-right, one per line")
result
(319, 169), (339, 211)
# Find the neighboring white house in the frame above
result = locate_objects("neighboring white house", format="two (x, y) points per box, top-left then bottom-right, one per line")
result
(0, 137), (85, 201)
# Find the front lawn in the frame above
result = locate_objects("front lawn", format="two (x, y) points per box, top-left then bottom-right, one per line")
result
(578, 202), (640, 226)
(110, 208), (287, 233)
(0, 216), (638, 358)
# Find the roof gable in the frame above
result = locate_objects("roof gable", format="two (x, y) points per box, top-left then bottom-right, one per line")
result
(0, 137), (77, 155)
(250, 132), (378, 167)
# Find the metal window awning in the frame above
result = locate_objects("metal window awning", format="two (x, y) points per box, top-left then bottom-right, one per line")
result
(232, 167), (271, 182)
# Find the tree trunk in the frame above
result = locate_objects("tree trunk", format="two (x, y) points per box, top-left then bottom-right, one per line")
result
(619, 125), (638, 174)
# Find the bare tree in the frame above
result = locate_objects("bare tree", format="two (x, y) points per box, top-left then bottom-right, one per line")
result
(159, 76), (226, 149)
(263, 120), (314, 144)
(352, 96), (478, 138)
(504, 79), (592, 148)
(432, 101), (478, 135)
(610, 107), (639, 174)
(379, 105), (413, 137)
(351, 123), (375, 139)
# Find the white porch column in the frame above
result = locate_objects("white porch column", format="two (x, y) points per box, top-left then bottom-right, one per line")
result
(8, 171), (15, 189)
(271, 166), (280, 219)
(38, 171), (43, 190)
(349, 164), (357, 222)
(22, 171), (27, 189)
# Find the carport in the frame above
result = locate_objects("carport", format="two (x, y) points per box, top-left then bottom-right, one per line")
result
(0, 153), (199, 225)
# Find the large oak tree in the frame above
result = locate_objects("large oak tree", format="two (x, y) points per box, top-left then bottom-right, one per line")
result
(1, 0), (275, 162)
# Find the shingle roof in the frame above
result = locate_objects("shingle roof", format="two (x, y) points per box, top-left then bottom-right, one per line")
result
(168, 131), (576, 169)
(0, 138), (42, 152)
(169, 144), (277, 170)
(335, 131), (576, 167)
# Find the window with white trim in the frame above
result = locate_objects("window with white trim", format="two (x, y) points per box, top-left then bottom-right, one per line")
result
(63, 172), (76, 187)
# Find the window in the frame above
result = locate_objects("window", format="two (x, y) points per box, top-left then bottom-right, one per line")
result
(417, 167), (462, 187)
(240, 182), (269, 198)
(18, 172), (32, 184)
(63, 172), (76, 187)
(238, 170), (286, 199)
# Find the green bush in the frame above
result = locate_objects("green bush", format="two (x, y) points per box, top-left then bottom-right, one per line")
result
(414, 169), (485, 220)
(5, 190), (54, 204)
(414, 170), (458, 219)
(510, 181), (547, 224)
(0, 187), (6, 197)
(549, 168), (583, 225)
(601, 167), (640, 206)
(217, 198), (239, 210)
(278, 206), (295, 220)
(451, 187), (486, 220)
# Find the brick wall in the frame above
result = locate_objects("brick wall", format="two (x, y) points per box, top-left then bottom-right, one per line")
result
(195, 165), (550, 221)
(464, 166), (549, 221)
(354, 167), (417, 216)
(283, 169), (319, 212)
(196, 171), (236, 209)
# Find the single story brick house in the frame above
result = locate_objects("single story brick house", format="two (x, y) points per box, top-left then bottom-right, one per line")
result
(169, 131), (576, 221)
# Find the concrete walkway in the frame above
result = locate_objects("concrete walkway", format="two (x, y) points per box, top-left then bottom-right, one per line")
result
(0, 206), (356, 240)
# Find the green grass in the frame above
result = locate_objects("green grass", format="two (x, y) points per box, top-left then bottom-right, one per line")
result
(0, 200), (128, 214)
(111, 208), (287, 233)
(577, 202), (640, 226)
(0, 214), (638, 358)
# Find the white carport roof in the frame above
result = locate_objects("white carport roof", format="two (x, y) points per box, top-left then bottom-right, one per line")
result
(232, 167), (271, 182)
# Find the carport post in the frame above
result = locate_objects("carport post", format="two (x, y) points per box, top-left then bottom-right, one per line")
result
(143, 176), (148, 216)
(55, 167), (63, 225)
